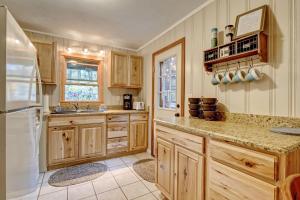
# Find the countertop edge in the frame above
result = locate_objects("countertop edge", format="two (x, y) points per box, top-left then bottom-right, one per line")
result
(154, 118), (295, 154)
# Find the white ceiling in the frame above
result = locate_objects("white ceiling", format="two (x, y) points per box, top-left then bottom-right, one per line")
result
(1, 0), (207, 50)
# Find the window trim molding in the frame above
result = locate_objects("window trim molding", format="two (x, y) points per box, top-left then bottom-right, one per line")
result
(60, 52), (104, 104)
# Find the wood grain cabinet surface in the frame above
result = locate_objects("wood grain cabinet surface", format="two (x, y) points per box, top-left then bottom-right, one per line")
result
(33, 42), (56, 85)
(79, 124), (106, 159)
(174, 146), (204, 200)
(48, 126), (78, 165)
(156, 138), (174, 200)
(129, 121), (148, 151)
(108, 51), (143, 89)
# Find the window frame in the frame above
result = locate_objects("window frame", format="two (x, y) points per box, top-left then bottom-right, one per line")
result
(60, 53), (104, 104)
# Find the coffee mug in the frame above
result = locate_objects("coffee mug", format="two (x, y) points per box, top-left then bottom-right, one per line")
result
(232, 69), (247, 83)
(222, 71), (234, 84)
(245, 67), (263, 81)
(211, 72), (223, 85)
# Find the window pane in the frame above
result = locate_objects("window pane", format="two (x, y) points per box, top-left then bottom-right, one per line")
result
(65, 85), (98, 101)
(66, 62), (98, 83)
(158, 56), (177, 109)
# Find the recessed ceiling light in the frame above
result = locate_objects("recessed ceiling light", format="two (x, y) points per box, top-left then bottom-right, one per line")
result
(83, 48), (89, 54)
(99, 50), (105, 56)
(67, 47), (73, 52)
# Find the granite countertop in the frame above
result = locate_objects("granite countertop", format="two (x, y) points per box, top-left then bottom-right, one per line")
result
(155, 117), (300, 154)
(45, 109), (148, 117)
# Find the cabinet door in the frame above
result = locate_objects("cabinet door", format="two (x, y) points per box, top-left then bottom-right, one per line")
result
(79, 124), (106, 158)
(110, 52), (128, 86)
(48, 126), (78, 165)
(129, 121), (147, 151)
(129, 55), (143, 87)
(174, 146), (204, 200)
(33, 42), (56, 84)
(156, 138), (174, 200)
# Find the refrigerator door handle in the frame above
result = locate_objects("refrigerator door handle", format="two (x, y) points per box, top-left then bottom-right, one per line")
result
(35, 56), (43, 106)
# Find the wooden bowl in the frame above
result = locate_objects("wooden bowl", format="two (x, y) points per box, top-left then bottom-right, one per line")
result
(189, 103), (200, 110)
(200, 98), (218, 105)
(189, 110), (199, 117)
(201, 104), (217, 111)
(203, 111), (217, 121)
(188, 98), (200, 104)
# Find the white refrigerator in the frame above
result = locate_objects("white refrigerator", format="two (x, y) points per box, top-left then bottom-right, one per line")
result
(0, 6), (43, 199)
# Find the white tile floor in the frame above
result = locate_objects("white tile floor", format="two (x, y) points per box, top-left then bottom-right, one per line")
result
(11, 152), (166, 200)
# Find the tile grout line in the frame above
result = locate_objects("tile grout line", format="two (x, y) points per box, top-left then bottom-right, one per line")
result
(91, 180), (99, 200)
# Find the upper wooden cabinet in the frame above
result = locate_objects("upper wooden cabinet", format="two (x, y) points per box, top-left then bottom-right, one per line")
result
(33, 42), (56, 85)
(108, 51), (143, 89)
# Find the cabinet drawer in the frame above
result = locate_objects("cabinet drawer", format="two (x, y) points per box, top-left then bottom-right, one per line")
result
(107, 137), (128, 154)
(130, 113), (148, 121)
(48, 116), (105, 127)
(107, 114), (129, 122)
(156, 125), (204, 154)
(209, 140), (278, 181)
(107, 122), (128, 138)
(209, 160), (277, 200)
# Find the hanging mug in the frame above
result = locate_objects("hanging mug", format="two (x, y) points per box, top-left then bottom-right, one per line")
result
(222, 68), (234, 84)
(211, 71), (223, 85)
(232, 62), (246, 83)
(245, 59), (263, 81)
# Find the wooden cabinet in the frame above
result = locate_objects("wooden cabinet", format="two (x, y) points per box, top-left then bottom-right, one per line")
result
(174, 146), (204, 200)
(33, 42), (56, 84)
(79, 124), (106, 159)
(129, 55), (143, 87)
(156, 138), (174, 200)
(155, 126), (204, 200)
(109, 51), (128, 87)
(129, 121), (147, 151)
(108, 51), (143, 89)
(208, 160), (277, 200)
(107, 122), (129, 154)
(48, 126), (78, 165)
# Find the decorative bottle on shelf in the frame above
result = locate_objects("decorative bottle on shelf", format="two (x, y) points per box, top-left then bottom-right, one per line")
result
(211, 28), (218, 48)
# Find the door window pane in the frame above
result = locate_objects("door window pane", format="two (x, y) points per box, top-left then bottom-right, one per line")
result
(158, 56), (176, 109)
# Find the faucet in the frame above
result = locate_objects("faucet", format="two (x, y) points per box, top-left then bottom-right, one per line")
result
(72, 103), (79, 111)
(86, 104), (90, 111)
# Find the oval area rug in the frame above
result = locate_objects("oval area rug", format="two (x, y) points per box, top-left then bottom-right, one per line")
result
(48, 163), (107, 187)
(133, 159), (155, 183)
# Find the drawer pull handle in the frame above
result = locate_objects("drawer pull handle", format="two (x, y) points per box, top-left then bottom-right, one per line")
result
(160, 164), (164, 170)
(184, 168), (188, 177)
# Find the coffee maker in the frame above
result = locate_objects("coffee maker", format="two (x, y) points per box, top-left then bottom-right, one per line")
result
(123, 94), (133, 110)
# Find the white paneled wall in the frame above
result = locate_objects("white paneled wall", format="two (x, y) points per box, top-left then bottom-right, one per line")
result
(25, 31), (141, 107)
(139, 0), (300, 118)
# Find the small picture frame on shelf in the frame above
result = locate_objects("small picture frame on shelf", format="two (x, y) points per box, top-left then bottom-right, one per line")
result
(234, 5), (267, 39)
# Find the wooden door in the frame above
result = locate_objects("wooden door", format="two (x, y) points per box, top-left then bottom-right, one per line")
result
(79, 124), (106, 158)
(48, 126), (78, 165)
(174, 146), (204, 200)
(33, 42), (56, 84)
(129, 121), (147, 151)
(129, 55), (143, 87)
(156, 138), (174, 200)
(109, 51), (128, 87)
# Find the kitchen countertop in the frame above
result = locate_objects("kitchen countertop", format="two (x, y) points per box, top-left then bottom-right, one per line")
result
(45, 109), (148, 117)
(155, 117), (300, 154)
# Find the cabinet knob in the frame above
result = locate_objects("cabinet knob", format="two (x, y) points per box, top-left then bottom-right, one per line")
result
(184, 168), (188, 177)
(174, 113), (180, 117)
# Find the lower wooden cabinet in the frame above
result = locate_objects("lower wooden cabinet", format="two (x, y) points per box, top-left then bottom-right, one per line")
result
(79, 124), (106, 159)
(174, 146), (204, 200)
(129, 121), (148, 151)
(208, 160), (277, 200)
(156, 138), (174, 200)
(48, 126), (78, 165)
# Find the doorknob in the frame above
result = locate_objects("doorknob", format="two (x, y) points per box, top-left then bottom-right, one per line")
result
(176, 104), (180, 108)
(174, 113), (180, 117)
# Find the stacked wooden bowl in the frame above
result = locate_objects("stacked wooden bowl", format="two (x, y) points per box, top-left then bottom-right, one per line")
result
(200, 98), (218, 121)
(188, 98), (200, 118)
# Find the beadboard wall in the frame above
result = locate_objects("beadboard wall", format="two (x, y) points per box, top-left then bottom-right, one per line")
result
(139, 0), (300, 118)
(25, 31), (141, 107)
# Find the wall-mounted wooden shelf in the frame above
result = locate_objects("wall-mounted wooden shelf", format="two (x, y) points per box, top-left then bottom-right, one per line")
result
(203, 32), (267, 72)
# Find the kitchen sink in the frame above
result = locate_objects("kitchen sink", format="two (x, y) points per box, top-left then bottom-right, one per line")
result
(51, 110), (99, 114)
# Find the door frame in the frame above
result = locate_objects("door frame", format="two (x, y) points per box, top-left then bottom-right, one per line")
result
(151, 37), (186, 156)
